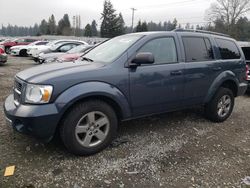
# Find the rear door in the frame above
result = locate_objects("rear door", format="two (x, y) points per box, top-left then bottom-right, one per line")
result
(179, 35), (221, 106)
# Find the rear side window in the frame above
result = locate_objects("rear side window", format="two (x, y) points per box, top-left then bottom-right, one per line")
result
(183, 37), (214, 62)
(216, 38), (241, 59)
(138, 37), (178, 64)
(241, 47), (250, 60)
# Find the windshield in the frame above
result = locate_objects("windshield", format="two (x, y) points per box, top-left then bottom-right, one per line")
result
(50, 43), (62, 51)
(83, 35), (142, 64)
(68, 45), (89, 53)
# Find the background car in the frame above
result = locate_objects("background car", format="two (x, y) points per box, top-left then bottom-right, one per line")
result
(10, 41), (49, 57)
(0, 47), (7, 64)
(1, 38), (38, 54)
(41, 44), (94, 63)
(56, 45), (94, 63)
(238, 41), (250, 91)
(37, 41), (88, 63)
(28, 39), (89, 61)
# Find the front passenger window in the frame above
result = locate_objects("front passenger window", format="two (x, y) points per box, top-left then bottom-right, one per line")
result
(138, 37), (177, 64)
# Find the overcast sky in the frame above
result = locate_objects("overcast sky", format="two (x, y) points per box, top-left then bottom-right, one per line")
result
(0, 0), (221, 28)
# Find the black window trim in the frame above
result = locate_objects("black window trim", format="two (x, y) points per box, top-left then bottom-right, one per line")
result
(182, 36), (215, 63)
(215, 37), (241, 60)
(136, 36), (179, 67)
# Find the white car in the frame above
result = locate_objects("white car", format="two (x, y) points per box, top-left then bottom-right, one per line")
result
(27, 39), (89, 60)
(10, 41), (49, 56)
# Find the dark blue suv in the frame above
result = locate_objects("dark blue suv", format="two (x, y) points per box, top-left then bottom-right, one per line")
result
(4, 30), (248, 155)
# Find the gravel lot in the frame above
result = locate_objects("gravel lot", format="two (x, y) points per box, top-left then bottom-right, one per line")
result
(0, 56), (250, 188)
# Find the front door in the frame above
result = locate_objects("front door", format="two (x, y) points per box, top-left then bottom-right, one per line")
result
(129, 36), (184, 116)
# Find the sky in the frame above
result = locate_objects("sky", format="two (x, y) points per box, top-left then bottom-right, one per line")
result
(0, 0), (218, 28)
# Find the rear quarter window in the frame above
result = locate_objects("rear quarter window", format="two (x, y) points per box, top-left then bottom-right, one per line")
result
(215, 38), (241, 60)
(241, 47), (250, 61)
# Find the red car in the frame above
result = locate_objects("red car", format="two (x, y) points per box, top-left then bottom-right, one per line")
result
(0, 47), (7, 64)
(1, 38), (38, 54)
(56, 45), (94, 63)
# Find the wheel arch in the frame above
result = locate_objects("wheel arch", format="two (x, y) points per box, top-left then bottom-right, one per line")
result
(204, 71), (239, 103)
(52, 81), (132, 137)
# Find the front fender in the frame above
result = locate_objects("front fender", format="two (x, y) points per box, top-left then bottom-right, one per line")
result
(204, 71), (239, 103)
(54, 81), (131, 120)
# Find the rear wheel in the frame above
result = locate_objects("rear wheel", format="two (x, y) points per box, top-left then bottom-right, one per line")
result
(205, 87), (234, 122)
(60, 100), (118, 156)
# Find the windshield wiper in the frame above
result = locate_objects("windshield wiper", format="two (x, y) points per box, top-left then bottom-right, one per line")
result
(81, 56), (93, 62)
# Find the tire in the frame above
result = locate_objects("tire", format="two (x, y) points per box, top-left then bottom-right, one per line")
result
(60, 100), (118, 156)
(205, 87), (234, 122)
(19, 49), (27, 57)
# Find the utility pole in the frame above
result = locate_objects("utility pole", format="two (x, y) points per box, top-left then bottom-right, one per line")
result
(131, 8), (137, 33)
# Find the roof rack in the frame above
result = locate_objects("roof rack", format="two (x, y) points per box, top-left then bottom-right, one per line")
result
(173, 28), (230, 37)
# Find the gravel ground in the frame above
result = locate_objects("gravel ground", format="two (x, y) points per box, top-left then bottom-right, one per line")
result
(0, 56), (250, 188)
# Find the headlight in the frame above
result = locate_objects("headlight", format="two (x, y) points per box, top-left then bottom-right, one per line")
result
(25, 84), (53, 104)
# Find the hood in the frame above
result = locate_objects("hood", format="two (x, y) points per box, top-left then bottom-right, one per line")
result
(16, 61), (104, 84)
(59, 53), (81, 60)
(32, 45), (50, 50)
(11, 45), (26, 50)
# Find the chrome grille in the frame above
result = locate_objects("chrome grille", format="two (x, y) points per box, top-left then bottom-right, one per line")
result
(14, 78), (23, 105)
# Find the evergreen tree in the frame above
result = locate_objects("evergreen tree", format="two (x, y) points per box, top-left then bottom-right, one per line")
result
(39, 19), (48, 35)
(100, 0), (118, 38)
(136, 21), (142, 32)
(141, 22), (148, 32)
(57, 14), (71, 35)
(48, 14), (57, 35)
(115, 13), (125, 35)
(84, 24), (92, 37)
(91, 20), (98, 36)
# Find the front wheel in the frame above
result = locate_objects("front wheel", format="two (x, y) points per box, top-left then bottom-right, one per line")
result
(60, 100), (118, 156)
(205, 87), (234, 122)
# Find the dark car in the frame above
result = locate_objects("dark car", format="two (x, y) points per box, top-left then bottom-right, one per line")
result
(0, 47), (7, 63)
(238, 42), (250, 91)
(4, 30), (248, 155)
(37, 42), (86, 63)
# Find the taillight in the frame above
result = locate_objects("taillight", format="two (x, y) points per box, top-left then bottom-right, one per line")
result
(246, 64), (249, 80)
(0, 48), (4, 54)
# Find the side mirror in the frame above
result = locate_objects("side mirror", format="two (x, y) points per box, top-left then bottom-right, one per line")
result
(131, 52), (154, 66)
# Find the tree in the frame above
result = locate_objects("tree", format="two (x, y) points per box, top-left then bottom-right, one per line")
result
(91, 20), (98, 36)
(48, 14), (57, 35)
(136, 21), (142, 32)
(115, 13), (125, 35)
(84, 24), (92, 37)
(100, 0), (119, 38)
(39, 19), (48, 35)
(141, 22), (148, 32)
(136, 21), (148, 32)
(57, 14), (71, 35)
(207, 0), (250, 28)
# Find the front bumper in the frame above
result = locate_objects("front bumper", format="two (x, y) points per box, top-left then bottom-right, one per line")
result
(4, 94), (61, 142)
(10, 49), (20, 56)
(0, 54), (7, 63)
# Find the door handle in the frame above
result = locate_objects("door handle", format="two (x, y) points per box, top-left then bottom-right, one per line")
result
(212, 67), (222, 71)
(170, 70), (183, 76)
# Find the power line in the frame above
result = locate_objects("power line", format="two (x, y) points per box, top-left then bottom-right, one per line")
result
(137, 0), (203, 9)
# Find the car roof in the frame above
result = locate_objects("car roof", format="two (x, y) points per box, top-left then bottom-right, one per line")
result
(125, 30), (234, 40)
